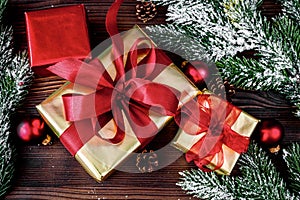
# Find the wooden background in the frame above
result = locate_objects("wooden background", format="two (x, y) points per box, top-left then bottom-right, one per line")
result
(4, 0), (300, 199)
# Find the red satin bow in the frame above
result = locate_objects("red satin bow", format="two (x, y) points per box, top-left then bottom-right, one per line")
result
(47, 0), (180, 155)
(175, 94), (250, 171)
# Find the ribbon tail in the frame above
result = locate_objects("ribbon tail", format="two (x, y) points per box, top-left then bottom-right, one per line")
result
(185, 136), (212, 172)
(47, 58), (83, 82)
(223, 125), (250, 153)
(106, 0), (125, 80)
(94, 111), (125, 144)
(62, 88), (113, 121)
(60, 119), (95, 156)
(48, 58), (114, 90)
(186, 135), (225, 172)
(128, 101), (158, 142)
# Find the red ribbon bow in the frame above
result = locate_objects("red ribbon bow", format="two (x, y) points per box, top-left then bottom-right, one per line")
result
(47, 0), (180, 155)
(175, 94), (250, 171)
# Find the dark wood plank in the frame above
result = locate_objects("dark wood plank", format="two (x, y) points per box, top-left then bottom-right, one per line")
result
(4, 0), (300, 199)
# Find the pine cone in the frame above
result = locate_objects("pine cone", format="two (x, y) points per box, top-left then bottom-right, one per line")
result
(206, 76), (235, 102)
(223, 79), (236, 99)
(136, 150), (158, 173)
(136, 1), (157, 23)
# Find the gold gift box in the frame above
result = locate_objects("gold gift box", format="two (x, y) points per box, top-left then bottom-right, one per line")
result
(36, 26), (199, 182)
(172, 92), (259, 175)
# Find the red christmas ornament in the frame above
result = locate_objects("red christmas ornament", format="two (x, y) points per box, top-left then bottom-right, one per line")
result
(17, 118), (45, 142)
(258, 119), (284, 148)
(182, 60), (209, 87)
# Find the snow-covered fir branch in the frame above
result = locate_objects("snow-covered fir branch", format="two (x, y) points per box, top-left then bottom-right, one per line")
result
(0, 26), (13, 68)
(177, 142), (300, 200)
(146, 24), (209, 61)
(283, 143), (300, 196)
(235, 142), (297, 200)
(147, 0), (300, 117)
(177, 169), (236, 200)
(279, 0), (300, 23)
(151, 0), (196, 6)
(0, 0), (33, 196)
(217, 14), (300, 116)
(148, 0), (268, 61)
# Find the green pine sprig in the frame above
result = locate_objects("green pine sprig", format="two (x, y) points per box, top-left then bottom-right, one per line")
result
(283, 143), (300, 196)
(177, 142), (300, 200)
(177, 169), (236, 200)
(0, 0), (33, 197)
(149, 0), (268, 61)
(279, 0), (300, 23)
(147, 0), (300, 117)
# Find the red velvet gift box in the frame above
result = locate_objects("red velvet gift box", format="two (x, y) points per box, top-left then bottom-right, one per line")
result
(25, 4), (91, 76)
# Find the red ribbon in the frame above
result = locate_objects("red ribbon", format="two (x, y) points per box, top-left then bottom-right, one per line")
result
(47, 0), (180, 156)
(175, 94), (250, 171)
(47, 0), (250, 173)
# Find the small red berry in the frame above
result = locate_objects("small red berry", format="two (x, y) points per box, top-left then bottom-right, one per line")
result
(18, 82), (24, 86)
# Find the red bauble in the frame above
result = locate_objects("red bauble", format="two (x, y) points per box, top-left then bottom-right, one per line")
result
(258, 119), (284, 147)
(183, 61), (209, 87)
(17, 118), (45, 142)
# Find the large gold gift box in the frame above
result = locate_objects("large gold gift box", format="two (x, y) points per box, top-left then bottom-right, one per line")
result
(172, 92), (259, 175)
(36, 26), (199, 182)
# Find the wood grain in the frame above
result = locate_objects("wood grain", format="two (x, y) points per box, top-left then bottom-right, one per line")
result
(4, 0), (300, 199)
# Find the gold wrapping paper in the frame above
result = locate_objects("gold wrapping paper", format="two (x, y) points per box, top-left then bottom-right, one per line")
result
(172, 94), (259, 175)
(36, 26), (199, 182)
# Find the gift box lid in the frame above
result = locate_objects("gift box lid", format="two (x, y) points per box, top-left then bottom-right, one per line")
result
(25, 4), (91, 69)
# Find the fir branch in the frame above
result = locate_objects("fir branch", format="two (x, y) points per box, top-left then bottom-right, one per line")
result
(148, 0), (269, 61)
(217, 14), (300, 116)
(177, 142), (300, 200)
(283, 143), (300, 196)
(235, 142), (296, 200)
(0, 0), (33, 197)
(146, 24), (209, 61)
(279, 0), (300, 23)
(271, 16), (300, 60)
(0, 51), (32, 198)
(216, 57), (278, 90)
(217, 56), (300, 117)
(177, 169), (236, 200)
(3, 52), (33, 112)
(256, 16), (299, 82)
(0, 0), (7, 23)
(148, 0), (300, 117)
(0, 25), (13, 68)
(0, 136), (16, 198)
(151, 0), (183, 6)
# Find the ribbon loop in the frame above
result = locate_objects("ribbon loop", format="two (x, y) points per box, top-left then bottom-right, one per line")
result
(176, 94), (250, 172)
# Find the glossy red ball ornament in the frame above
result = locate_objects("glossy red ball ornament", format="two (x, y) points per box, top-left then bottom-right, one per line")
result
(258, 119), (284, 147)
(183, 61), (209, 87)
(17, 118), (45, 142)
